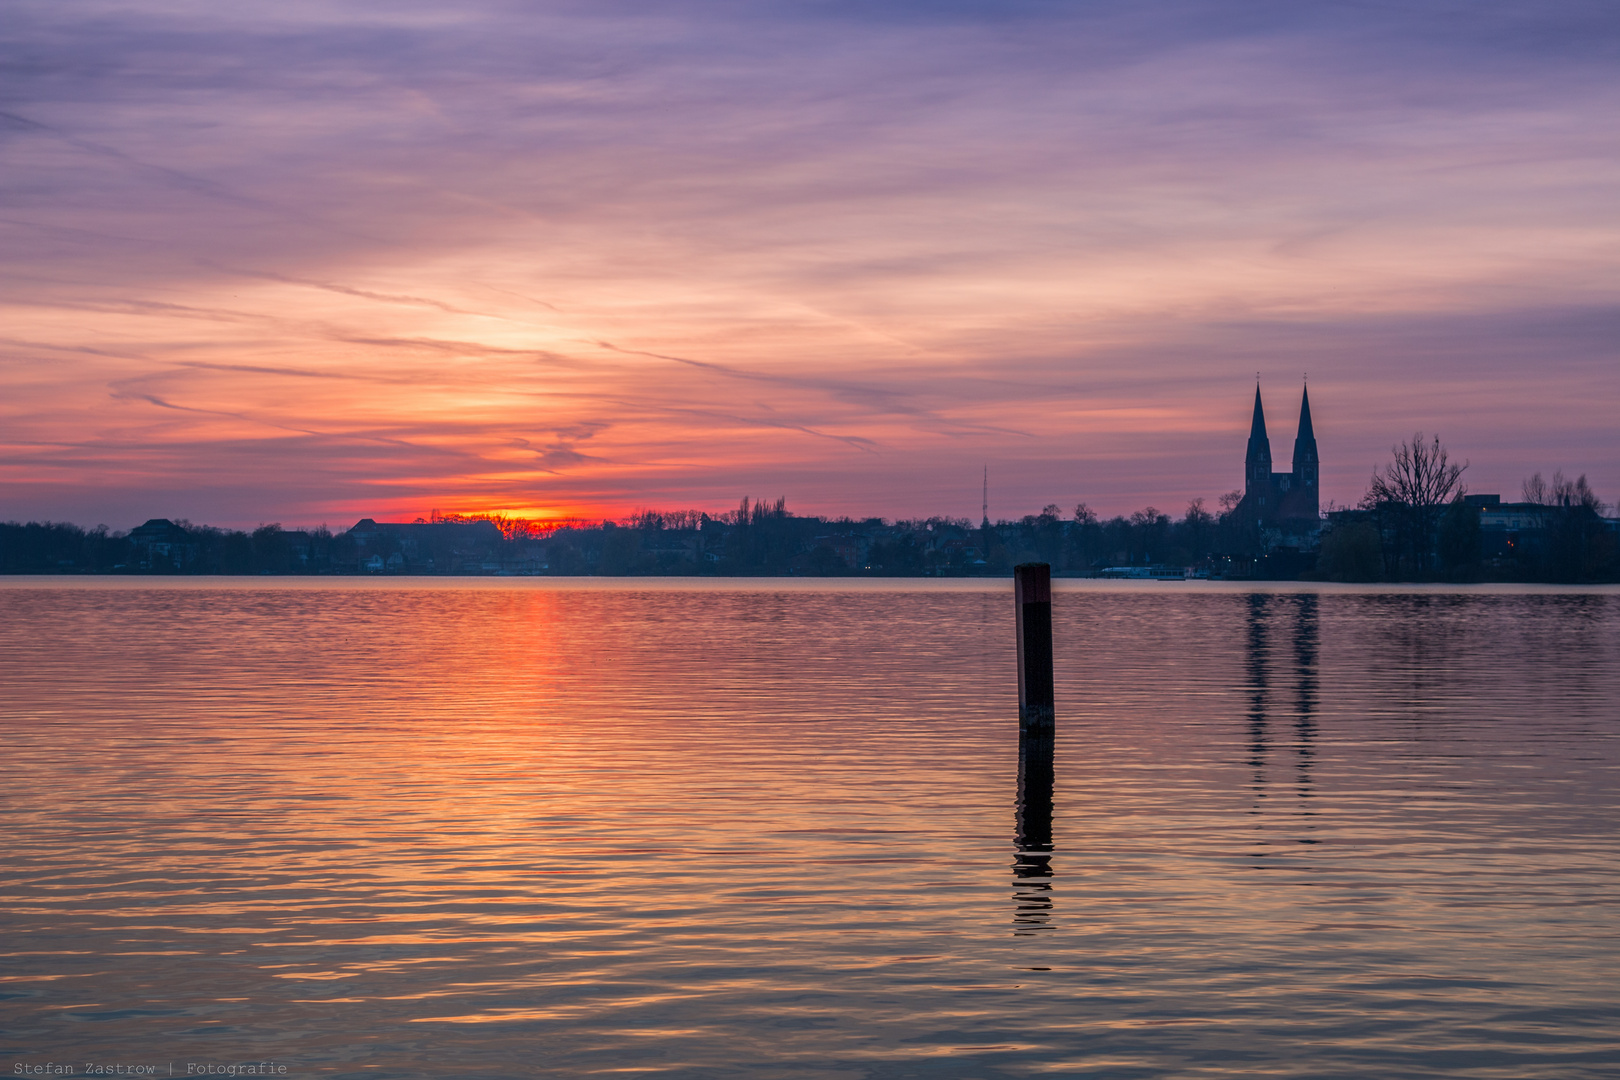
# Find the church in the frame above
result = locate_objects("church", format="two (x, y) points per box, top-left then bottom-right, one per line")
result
(1237, 383), (1320, 534)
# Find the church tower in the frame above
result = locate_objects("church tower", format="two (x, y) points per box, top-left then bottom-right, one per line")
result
(1239, 381), (1321, 534)
(1290, 383), (1319, 517)
(1245, 384), (1272, 504)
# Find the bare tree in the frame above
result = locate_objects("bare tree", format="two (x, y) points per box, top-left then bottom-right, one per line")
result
(1369, 433), (1467, 510)
(1524, 470), (1603, 513)
(1522, 472), (1550, 506)
(1180, 498), (1214, 560)
(1364, 433), (1467, 577)
(1522, 471), (1610, 581)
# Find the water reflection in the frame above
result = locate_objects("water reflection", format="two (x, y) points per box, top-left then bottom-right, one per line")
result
(1293, 595), (1318, 818)
(1013, 726), (1055, 934)
(1246, 593), (1270, 798)
(1246, 593), (1320, 855)
(5, 582), (1616, 1077)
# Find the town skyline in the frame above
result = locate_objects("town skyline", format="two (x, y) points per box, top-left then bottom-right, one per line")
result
(5, 404), (1614, 582)
(5, 379), (1611, 534)
(6, 380), (1606, 535)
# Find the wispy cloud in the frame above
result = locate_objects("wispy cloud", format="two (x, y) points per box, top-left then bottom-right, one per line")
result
(1, 0), (1616, 524)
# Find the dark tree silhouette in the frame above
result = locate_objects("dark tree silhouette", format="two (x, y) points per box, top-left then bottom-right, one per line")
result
(1521, 471), (1612, 582)
(1364, 433), (1467, 578)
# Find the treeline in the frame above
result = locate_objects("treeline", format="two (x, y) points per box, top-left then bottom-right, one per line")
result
(0, 522), (134, 573)
(0, 522), (335, 575)
(1317, 469), (1618, 584)
(543, 496), (1264, 576)
(3, 462), (1616, 580)
(0, 499), (1257, 577)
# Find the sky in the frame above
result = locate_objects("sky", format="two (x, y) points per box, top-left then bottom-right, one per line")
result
(3, 0), (1617, 529)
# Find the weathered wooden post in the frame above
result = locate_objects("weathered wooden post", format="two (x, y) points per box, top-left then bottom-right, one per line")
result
(1014, 562), (1055, 734)
(1013, 563), (1055, 927)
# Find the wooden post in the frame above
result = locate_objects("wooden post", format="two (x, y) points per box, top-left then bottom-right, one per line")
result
(1014, 562), (1054, 734)
(1013, 563), (1055, 927)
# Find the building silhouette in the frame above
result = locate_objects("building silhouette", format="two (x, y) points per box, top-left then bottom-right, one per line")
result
(1239, 383), (1320, 536)
(127, 518), (197, 570)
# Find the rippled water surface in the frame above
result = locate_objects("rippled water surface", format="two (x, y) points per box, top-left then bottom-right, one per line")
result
(3, 579), (1618, 1078)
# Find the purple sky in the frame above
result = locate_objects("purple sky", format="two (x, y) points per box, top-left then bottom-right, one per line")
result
(3, 1), (1616, 528)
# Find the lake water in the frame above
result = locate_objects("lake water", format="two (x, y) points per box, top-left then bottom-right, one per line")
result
(2, 579), (1618, 1079)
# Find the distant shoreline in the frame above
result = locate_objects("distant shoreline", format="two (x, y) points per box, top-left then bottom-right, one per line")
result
(4, 574), (1616, 595)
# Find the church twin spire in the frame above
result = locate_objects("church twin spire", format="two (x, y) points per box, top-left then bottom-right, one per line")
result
(1291, 383), (1318, 479)
(1246, 384), (1272, 470)
(1243, 381), (1320, 527)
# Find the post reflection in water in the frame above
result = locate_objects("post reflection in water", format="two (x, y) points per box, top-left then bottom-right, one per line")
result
(1293, 594), (1318, 818)
(1245, 592), (1321, 857)
(1012, 725), (1055, 934)
(1246, 593), (1271, 805)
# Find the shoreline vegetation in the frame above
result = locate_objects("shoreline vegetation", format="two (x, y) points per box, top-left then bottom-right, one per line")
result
(5, 480), (1618, 584)
(8, 435), (1616, 584)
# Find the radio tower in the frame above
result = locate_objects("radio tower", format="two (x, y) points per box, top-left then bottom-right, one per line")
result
(980, 464), (993, 565)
